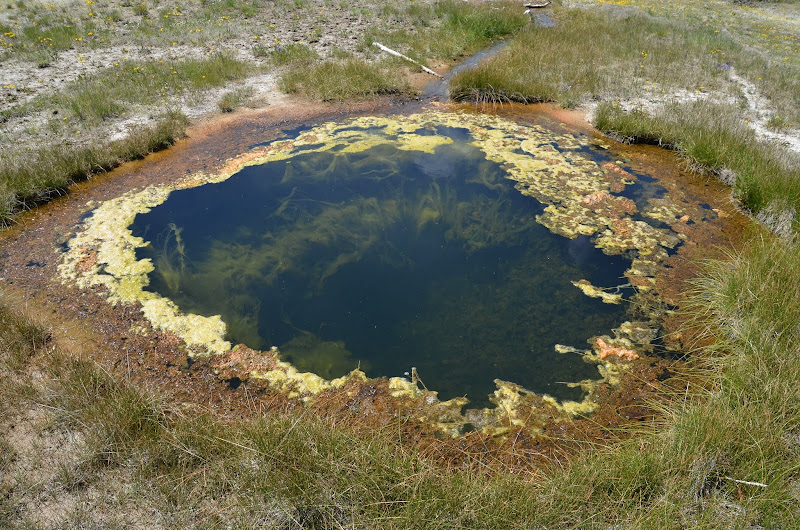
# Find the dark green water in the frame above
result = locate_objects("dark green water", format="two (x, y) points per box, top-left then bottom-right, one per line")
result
(131, 133), (631, 407)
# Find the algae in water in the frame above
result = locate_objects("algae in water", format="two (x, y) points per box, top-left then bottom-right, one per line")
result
(59, 110), (684, 417)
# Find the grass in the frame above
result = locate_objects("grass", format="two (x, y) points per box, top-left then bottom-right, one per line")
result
(279, 56), (409, 102)
(361, 0), (526, 63)
(594, 100), (800, 235)
(0, 110), (188, 225)
(271, 42), (409, 102)
(217, 87), (254, 112)
(450, 4), (800, 122)
(276, 0), (526, 101)
(0, 52), (249, 224)
(269, 42), (320, 66)
(451, 7), (728, 105)
(0, 19), (96, 60)
(38, 53), (253, 123)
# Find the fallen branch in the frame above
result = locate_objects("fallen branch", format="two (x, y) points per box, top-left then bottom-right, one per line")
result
(724, 477), (768, 488)
(524, 2), (551, 22)
(372, 42), (443, 78)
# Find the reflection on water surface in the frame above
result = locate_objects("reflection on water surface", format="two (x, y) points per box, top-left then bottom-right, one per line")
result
(132, 129), (633, 406)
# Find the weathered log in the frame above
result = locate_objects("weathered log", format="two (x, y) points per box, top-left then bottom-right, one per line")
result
(523, 1), (551, 8)
(524, 1), (551, 22)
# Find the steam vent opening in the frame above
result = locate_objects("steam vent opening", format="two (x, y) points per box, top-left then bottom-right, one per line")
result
(128, 115), (646, 409)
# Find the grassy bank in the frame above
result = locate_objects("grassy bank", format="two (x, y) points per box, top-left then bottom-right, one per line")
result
(2, 53), (253, 124)
(450, 3), (800, 122)
(594, 101), (800, 235)
(0, 51), (249, 225)
(451, 6), (731, 105)
(361, 0), (526, 62)
(0, 110), (188, 225)
(278, 53), (410, 102)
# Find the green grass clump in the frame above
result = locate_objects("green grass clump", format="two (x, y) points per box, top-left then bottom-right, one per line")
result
(20, 23), (91, 52)
(0, 110), (189, 225)
(217, 87), (254, 112)
(49, 53), (252, 123)
(433, 0), (525, 50)
(681, 235), (800, 521)
(217, 88), (253, 112)
(133, 2), (149, 17)
(449, 4), (800, 122)
(2, 54), (252, 124)
(0, 52), (250, 224)
(279, 57), (409, 101)
(0, 18), (96, 59)
(0, 303), (48, 420)
(0, 303), (49, 376)
(594, 101), (800, 235)
(269, 42), (320, 66)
